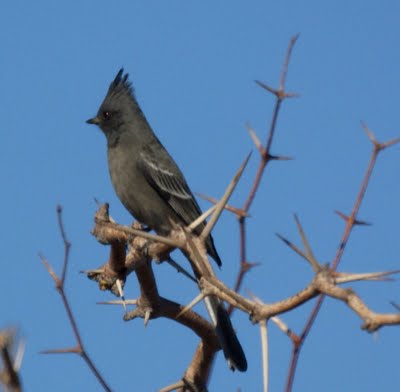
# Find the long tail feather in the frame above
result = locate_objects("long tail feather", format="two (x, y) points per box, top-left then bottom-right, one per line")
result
(204, 296), (247, 372)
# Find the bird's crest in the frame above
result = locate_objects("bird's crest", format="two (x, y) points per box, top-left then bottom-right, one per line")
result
(106, 68), (135, 100)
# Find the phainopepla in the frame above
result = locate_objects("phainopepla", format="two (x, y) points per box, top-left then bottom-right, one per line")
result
(87, 69), (247, 372)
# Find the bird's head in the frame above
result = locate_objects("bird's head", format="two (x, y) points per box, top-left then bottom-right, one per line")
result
(86, 68), (137, 135)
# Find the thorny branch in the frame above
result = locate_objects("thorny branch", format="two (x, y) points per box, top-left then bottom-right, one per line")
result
(85, 156), (250, 391)
(196, 34), (399, 392)
(284, 126), (400, 392)
(198, 262), (400, 331)
(39, 35), (399, 392)
(221, 34), (299, 313)
(89, 207), (218, 392)
(87, 185), (400, 391)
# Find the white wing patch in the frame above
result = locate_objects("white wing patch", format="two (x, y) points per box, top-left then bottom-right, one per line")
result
(140, 152), (192, 199)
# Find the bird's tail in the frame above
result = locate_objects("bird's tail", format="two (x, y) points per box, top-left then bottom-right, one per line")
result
(204, 295), (247, 372)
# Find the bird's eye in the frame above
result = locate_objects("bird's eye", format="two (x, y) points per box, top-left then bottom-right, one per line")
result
(103, 111), (111, 120)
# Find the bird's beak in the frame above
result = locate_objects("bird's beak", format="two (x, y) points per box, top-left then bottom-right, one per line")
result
(86, 116), (100, 125)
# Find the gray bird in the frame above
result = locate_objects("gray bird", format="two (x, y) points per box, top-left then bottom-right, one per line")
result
(87, 69), (247, 372)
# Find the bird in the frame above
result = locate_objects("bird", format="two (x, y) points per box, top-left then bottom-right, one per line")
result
(86, 68), (247, 372)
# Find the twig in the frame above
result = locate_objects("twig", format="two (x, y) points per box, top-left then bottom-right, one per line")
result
(40, 206), (112, 392)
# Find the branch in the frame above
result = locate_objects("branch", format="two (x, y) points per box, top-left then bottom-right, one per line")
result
(285, 126), (400, 391)
(199, 267), (400, 331)
(40, 206), (112, 392)
(230, 34), (300, 311)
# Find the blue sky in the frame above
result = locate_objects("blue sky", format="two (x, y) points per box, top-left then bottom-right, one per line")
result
(2, 1), (400, 391)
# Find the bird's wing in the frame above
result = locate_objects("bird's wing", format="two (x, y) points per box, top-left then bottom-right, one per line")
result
(138, 150), (203, 228)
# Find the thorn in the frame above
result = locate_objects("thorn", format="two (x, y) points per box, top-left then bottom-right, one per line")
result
(361, 121), (378, 145)
(382, 137), (400, 149)
(195, 192), (250, 218)
(279, 33), (300, 91)
(360, 122), (399, 151)
(293, 214), (321, 272)
(39, 253), (60, 285)
(242, 261), (261, 273)
(201, 152), (251, 240)
(270, 316), (290, 335)
(275, 233), (291, 247)
(188, 204), (217, 231)
(255, 80), (277, 95)
(354, 218), (372, 226)
(80, 268), (104, 275)
(334, 270), (400, 284)
(41, 346), (81, 355)
(97, 299), (138, 305)
(144, 310), (151, 327)
(246, 289), (263, 304)
(176, 293), (205, 319)
(115, 279), (126, 312)
(335, 210), (349, 222)
(275, 233), (309, 264)
(246, 123), (266, 156)
(14, 337), (26, 371)
(334, 210), (372, 226)
(159, 381), (185, 392)
(259, 319), (268, 392)
(269, 154), (294, 161)
(166, 257), (197, 283)
(255, 81), (299, 100)
(284, 92), (300, 98)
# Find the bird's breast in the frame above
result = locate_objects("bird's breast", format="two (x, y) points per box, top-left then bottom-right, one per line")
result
(107, 144), (176, 234)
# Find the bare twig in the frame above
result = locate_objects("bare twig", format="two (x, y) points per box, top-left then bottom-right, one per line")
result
(40, 206), (112, 392)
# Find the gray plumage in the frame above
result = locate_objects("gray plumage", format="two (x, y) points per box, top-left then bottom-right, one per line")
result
(87, 69), (247, 372)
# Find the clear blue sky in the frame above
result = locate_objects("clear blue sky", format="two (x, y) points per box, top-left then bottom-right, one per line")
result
(2, 1), (399, 391)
